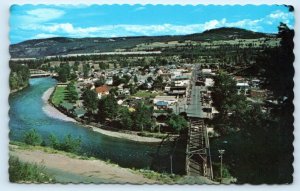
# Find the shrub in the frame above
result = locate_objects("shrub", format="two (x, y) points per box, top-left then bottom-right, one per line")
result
(9, 156), (54, 183)
(24, 129), (42, 146)
(49, 134), (81, 153)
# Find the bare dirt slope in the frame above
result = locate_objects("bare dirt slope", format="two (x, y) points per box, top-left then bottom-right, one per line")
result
(10, 146), (157, 184)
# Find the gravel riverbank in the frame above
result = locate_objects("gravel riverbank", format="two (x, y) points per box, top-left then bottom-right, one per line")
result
(42, 87), (76, 122)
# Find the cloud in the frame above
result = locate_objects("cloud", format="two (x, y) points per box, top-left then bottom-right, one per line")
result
(12, 8), (65, 29)
(34, 33), (58, 39)
(268, 10), (292, 20)
(19, 9), (293, 41)
(265, 10), (294, 27)
(26, 8), (65, 22)
(26, 18), (267, 39)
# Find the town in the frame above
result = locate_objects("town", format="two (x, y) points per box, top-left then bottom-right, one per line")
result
(9, 24), (294, 184)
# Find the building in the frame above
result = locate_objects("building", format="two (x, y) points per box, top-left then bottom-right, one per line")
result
(205, 78), (214, 87)
(153, 96), (177, 105)
(106, 77), (113, 85)
(95, 85), (110, 99)
(202, 69), (212, 75)
(237, 82), (250, 95)
(250, 89), (267, 99)
(168, 86), (187, 97)
(173, 75), (190, 87)
(154, 101), (168, 110)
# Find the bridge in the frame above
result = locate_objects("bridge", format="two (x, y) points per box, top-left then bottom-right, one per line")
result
(186, 64), (214, 179)
(30, 69), (51, 78)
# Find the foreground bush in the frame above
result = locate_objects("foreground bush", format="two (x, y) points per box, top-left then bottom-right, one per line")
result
(24, 129), (42, 146)
(9, 156), (54, 183)
(49, 133), (81, 153)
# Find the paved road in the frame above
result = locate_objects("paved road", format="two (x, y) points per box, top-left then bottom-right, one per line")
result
(187, 65), (206, 118)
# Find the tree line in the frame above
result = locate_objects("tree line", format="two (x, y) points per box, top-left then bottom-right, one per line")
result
(210, 23), (294, 184)
(82, 89), (187, 133)
(9, 62), (30, 91)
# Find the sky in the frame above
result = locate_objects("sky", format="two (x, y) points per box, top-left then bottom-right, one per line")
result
(9, 4), (294, 44)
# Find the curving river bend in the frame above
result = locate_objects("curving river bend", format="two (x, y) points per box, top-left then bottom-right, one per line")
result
(9, 77), (159, 169)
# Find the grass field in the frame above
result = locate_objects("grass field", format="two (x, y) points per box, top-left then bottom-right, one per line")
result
(132, 90), (162, 98)
(51, 86), (66, 106)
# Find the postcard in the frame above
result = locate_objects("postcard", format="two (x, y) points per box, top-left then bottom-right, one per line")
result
(8, 4), (294, 184)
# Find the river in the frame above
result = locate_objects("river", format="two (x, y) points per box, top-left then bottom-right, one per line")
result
(9, 77), (160, 169)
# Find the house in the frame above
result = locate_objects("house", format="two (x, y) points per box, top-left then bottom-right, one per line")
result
(202, 69), (212, 75)
(251, 79), (261, 88)
(168, 86), (187, 97)
(164, 85), (171, 92)
(95, 85), (110, 99)
(250, 89), (267, 99)
(173, 75), (190, 87)
(205, 78), (214, 87)
(155, 101), (168, 110)
(154, 96), (177, 105)
(237, 82), (250, 95)
(106, 77), (113, 85)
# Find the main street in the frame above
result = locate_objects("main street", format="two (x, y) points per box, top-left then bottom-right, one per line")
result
(187, 64), (206, 118)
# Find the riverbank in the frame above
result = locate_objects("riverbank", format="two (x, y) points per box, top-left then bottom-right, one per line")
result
(10, 84), (29, 94)
(42, 87), (76, 122)
(43, 87), (162, 143)
(9, 143), (216, 184)
(9, 144), (158, 184)
(88, 125), (162, 143)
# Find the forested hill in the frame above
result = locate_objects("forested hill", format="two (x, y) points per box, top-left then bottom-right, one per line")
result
(10, 27), (274, 58)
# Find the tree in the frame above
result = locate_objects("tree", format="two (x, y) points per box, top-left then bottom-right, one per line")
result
(59, 134), (81, 153)
(109, 87), (118, 97)
(48, 133), (59, 149)
(129, 84), (137, 95)
(9, 62), (30, 90)
(133, 102), (153, 131)
(94, 76), (105, 87)
(73, 61), (79, 72)
(112, 75), (124, 86)
(123, 74), (131, 84)
(211, 71), (238, 114)
(167, 114), (188, 133)
(210, 23), (294, 184)
(134, 75), (138, 83)
(82, 89), (98, 114)
(97, 95), (119, 121)
(147, 76), (153, 83)
(57, 63), (71, 82)
(24, 129), (42, 146)
(66, 82), (78, 103)
(99, 62), (107, 70)
(83, 63), (90, 78)
(118, 107), (133, 130)
(48, 134), (81, 153)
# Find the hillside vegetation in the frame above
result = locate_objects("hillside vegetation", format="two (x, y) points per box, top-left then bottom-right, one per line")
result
(10, 27), (273, 58)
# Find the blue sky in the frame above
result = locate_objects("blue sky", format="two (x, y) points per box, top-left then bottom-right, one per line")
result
(10, 4), (294, 44)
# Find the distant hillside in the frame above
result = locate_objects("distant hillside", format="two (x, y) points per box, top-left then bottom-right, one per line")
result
(10, 27), (274, 58)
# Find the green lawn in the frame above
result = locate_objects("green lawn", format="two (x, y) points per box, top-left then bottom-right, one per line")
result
(51, 86), (66, 106)
(132, 90), (162, 98)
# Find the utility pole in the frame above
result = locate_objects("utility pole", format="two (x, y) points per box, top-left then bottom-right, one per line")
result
(218, 149), (225, 183)
(170, 154), (173, 174)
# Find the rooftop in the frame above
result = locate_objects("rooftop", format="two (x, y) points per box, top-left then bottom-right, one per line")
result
(95, 85), (110, 93)
(156, 101), (168, 106)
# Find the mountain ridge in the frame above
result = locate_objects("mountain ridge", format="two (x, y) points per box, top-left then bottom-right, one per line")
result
(10, 27), (276, 58)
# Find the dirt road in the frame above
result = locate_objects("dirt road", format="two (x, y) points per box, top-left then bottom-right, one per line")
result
(10, 146), (157, 184)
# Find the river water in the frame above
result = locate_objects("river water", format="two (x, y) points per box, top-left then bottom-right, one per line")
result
(9, 77), (159, 169)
